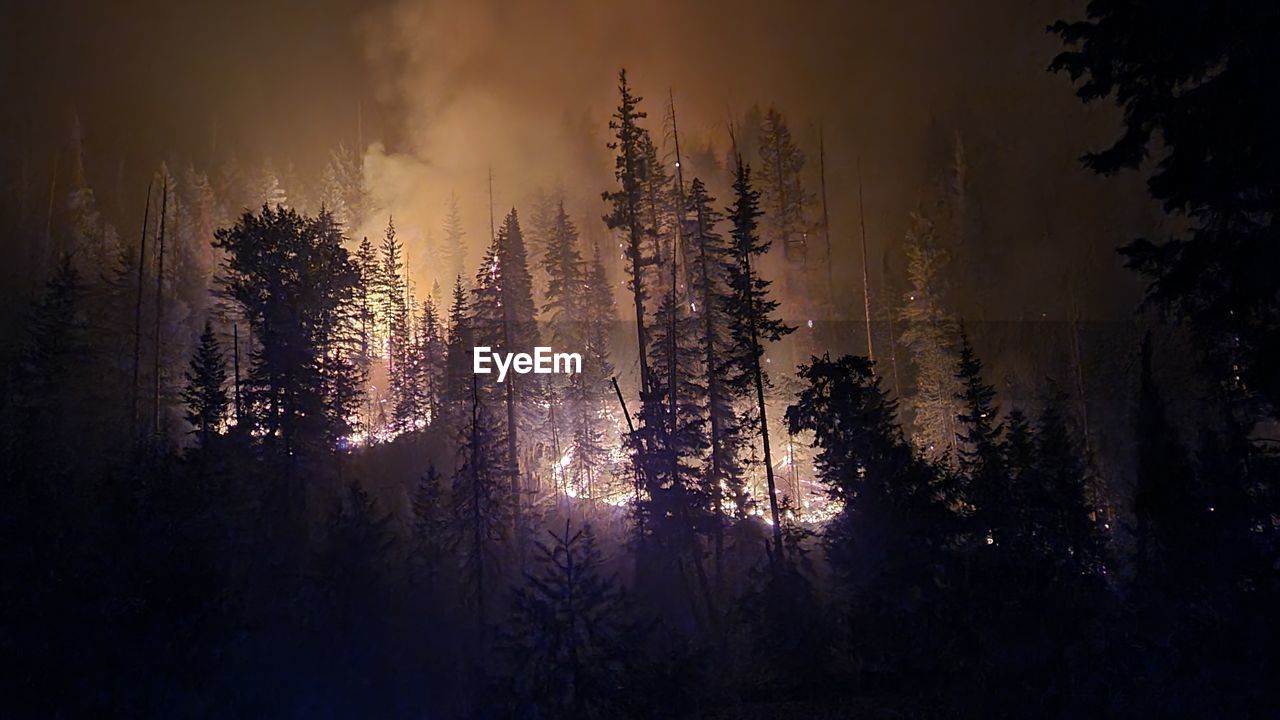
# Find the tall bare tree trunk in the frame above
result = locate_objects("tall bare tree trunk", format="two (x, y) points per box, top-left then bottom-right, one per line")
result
(858, 158), (875, 362)
(470, 372), (485, 628)
(130, 181), (153, 437)
(819, 125), (834, 327)
(667, 90), (686, 438)
(233, 321), (242, 425)
(152, 175), (168, 439)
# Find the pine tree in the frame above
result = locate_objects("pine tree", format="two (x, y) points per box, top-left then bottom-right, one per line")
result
(450, 376), (511, 627)
(757, 107), (810, 265)
(603, 69), (654, 401)
(1001, 408), (1036, 549)
(724, 160), (795, 561)
(786, 354), (942, 593)
(381, 217), (415, 434)
(567, 236), (616, 500)
(687, 179), (747, 581)
(417, 295), (446, 426)
(13, 255), (89, 467)
(954, 329), (1006, 543)
(1031, 389), (1106, 575)
(95, 240), (139, 436)
(182, 319), (229, 446)
(899, 210), (962, 461)
(410, 465), (448, 589)
(639, 286), (709, 543)
(319, 144), (370, 231)
(248, 160), (288, 211)
(175, 165), (222, 315)
(525, 186), (563, 295)
(637, 130), (674, 273)
(472, 209), (541, 535)
(541, 200), (586, 352)
(214, 205), (363, 455)
(497, 522), (644, 718)
(394, 301), (427, 433)
(757, 107), (815, 358)
(442, 191), (467, 287)
(637, 148), (707, 562)
(354, 235), (379, 366)
(444, 276), (474, 426)
(540, 201), (585, 494)
(65, 116), (123, 282)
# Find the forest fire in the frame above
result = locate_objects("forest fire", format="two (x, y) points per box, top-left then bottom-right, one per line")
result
(2, 0), (1278, 717)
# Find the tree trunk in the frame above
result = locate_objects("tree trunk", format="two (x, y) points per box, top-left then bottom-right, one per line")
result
(130, 181), (152, 438)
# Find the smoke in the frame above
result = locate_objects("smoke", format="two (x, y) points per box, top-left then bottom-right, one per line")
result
(355, 0), (884, 294)
(356, 0), (1149, 318)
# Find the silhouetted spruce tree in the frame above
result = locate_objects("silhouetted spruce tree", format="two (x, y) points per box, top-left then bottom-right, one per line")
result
(93, 242), (139, 435)
(641, 283), (719, 627)
(637, 130), (674, 272)
(567, 236), (616, 499)
(786, 354), (944, 602)
(394, 300), (427, 432)
(442, 192), (467, 288)
(526, 186), (563, 294)
(472, 209), (540, 536)
(417, 295), (446, 426)
(443, 276), (473, 427)
(354, 236), (379, 367)
(182, 319), (229, 447)
(640, 284), (710, 545)
(687, 178), (747, 582)
(541, 201), (586, 353)
(381, 218), (415, 434)
(313, 211), (367, 449)
(1031, 388), (1105, 575)
(899, 210), (962, 461)
(540, 201), (585, 493)
(450, 379), (510, 628)
(624, 129), (684, 570)
(214, 205), (362, 456)
(954, 329), (1007, 545)
(496, 522), (644, 719)
(603, 68), (654, 402)
(1001, 408), (1036, 550)
(12, 255), (89, 471)
(410, 465), (448, 590)
(723, 159), (794, 560)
